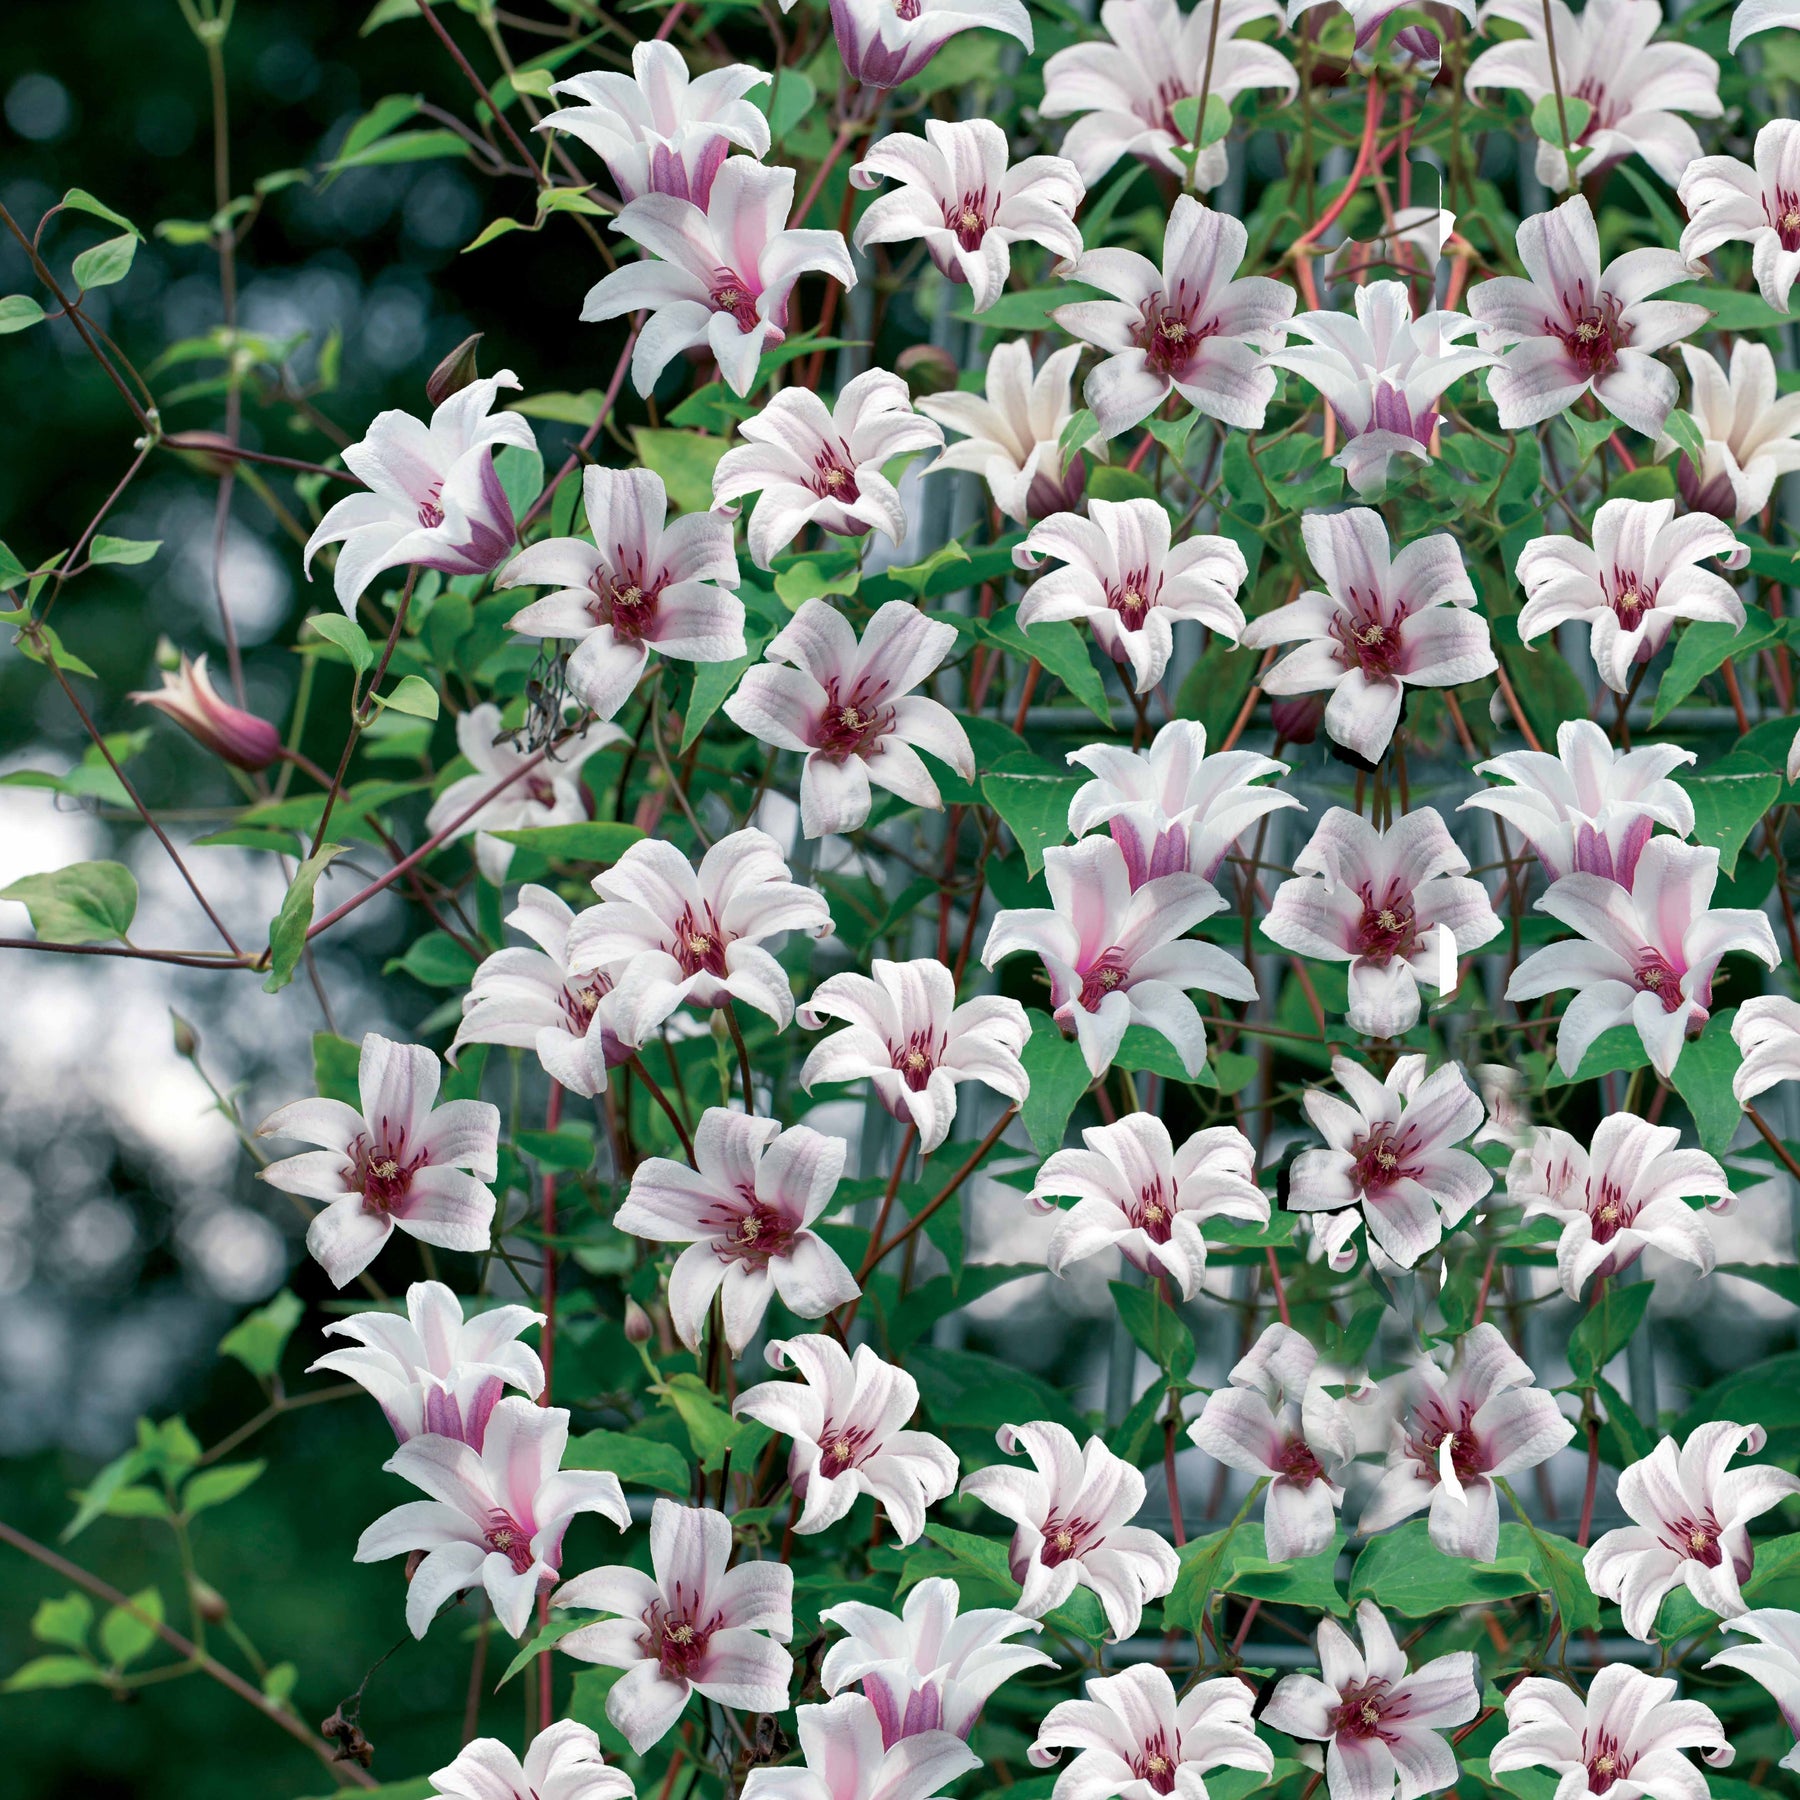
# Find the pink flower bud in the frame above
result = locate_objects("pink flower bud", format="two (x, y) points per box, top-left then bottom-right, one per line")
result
(130, 653), (283, 771)
(623, 1298), (654, 1344)
(1269, 691), (1326, 745)
(425, 332), (483, 409)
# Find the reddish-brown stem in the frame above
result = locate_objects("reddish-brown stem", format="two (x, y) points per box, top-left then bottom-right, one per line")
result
(1577, 1416), (1600, 1547)
(0, 937), (248, 968)
(1264, 1247), (1291, 1327)
(1290, 75), (1384, 307)
(416, 0), (548, 186)
(521, 324), (640, 532)
(629, 1056), (697, 1162)
(859, 1107), (1017, 1275)
(1492, 659), (1545, 752)
(1747, 1105), (1800, 1184)
(162, 437), (361, 483)
(1472, 1247), (1498, 1328)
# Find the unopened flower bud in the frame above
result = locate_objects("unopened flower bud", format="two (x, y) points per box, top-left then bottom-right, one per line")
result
(153, 634), (182, 672)
(404, 1548), (427, 1582)
(425, 333), (483, 408)
(897, 344), (959, 399)
(188, 1576), (229, 1623)
(623, 1297), (654, 1344)
(171, 1011), (201, 1059)
(1269, 691), (1326, 746)
(130, 653), (283, 772)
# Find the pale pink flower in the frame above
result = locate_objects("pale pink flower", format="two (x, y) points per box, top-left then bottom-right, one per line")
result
(917, 339), (1086, 524)
(1067, 719), (1300, 888)
(424, 703), (623, 887)
(1014, 498), (1247, 694)
(1040, 0), (1298, 191)
(1466, 0), (1720, 191)
(712, 371), (945, 570)
(1027, 1114), (1268, 1299)
(613, 1108), (858, 1353)
(538, 40), (771, 206)
(733, 1335), (958, 1543)
(1262, 282), (1497, 496)
(499, 465), (744, 720)
(822, 0), (1033, 90)
(1731, 0), (1800, 49)
(129, 652), (282, 771)
(1515, 497), (1743, 696)
(1262, 807), (1502, 1040)
(851, 120), (1083, 314)
(1680, 123), (1800, 315)
(1262, 1602), (1479, 1800)
(304, 372), (536, 610)
(583, 158), (854, 397)
(1506, 838), (1780, 1080)
(1188, 1323), (1358, 1562)
(257, 1033), (500, 1289)
(428, 1721), (633, 1800)
(1661, 341), (1800, 526)
(307, 1278), (543, 1448)
(1490, 1666), (1731, 1800)
(1360, 1324), (1574, 1561)
(960, 1421), (1180, 1640)
(982, 834), (1258, 1079)
(1460, 718), (1696, 885)
(1054, 196), (1296, 438)
(797, 956), (1029, 1154)
(1030, 1664), (1271, 1800)
(1507, 1116), (1730, 1301)
(1467, 195), (1707, 435)
(557, 1499), (793, 1753)
(1586, 1423), (1800, 1640)
(723, 600), (973, 839)
(357, 1397), (628, 1640)
(1707, 1612), (1800, 1772)
(566, 828), (833, 1037)
(1288, 1054), (1491, 1272)
(741, 1694), (980, 1800)
(1733, 994), (1800, 1105)
(820, 1578), (1053, 1745)
(1239, 509), (1494, 765)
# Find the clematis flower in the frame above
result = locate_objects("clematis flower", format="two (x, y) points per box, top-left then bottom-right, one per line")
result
(357, 1397), (628, 1639)
(723, 599), (973, 839)
(307, 1278), (543, 1448)
(1707, 1611), (1800, 1771)
(429, 1723), (632, 1800)
(453, 886), (638, 1101)
(1731, 0), (1800, 49)
(1030, 1664), (1271, 1800)
(713, 371), (945, 571)
(1289, 0), (1473, 46)
(424, 704), (622, 888)
(257, 1033), (500, 1289)
(130, 652), (282, 771)
(1660, 342), (1800, 527)
(1585, 1423), (1800, 1640)
(740, 1693), (981, 1800)
(1039, 0), (1298, 192)
(1505, 838), (1780, 1080)
(427, 1722), (634, 1800)
(822, 0), (1033, 90)
(613, 1108), (858, 1353)
(1054, 196), (1296, 438)
(1360, 1324), (1575, 1561)
(1288, 1054), (1491, 1272)
(537, 40), (771, 206)
(820, 1578), (1053, 1745)
(850, 120), (1084, 314)
(797, 957), (1030, 1154)
(982, 834), (1259, 1079)
(1189, 1323), (1358, 1562)
(566, 828), (833, 1037)
(1514, 498), (1743, 696)
(1466, 195), (1707, 436)
(1261, 282), (1497, 497)
(1262, 1602), (1479, 1800)
(1733, 995), (1800, 1105)
(1490, 1666), (1731, 1800)
(1460, 718), (1695, 885)
(1067, 719), (1300, 888)
(582, 158), (854, 397)
(733, 1336), (958, 1543)
(1239, 509), (1494, 766)
(1506, 1116), (1730, 1301)
(1679, 122), (1800, 316)
(1466, 0), (1721, 192)
(557, 1499), (793, 1754)
(499, 465), (744, 720)
(1262, 807), (1502, 1041)
(918, 340), (1087, 524)
(960, 1421), (1180, 1641)
(1014, 498), (1248, 694)
(1027, 1114), (1269, 1300)
(304, 372), (537, 610)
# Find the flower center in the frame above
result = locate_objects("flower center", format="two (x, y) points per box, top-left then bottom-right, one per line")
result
(1077, 952), (1131, 1012)
(896, 0), (922, 17)
(1134, 284), (1213, 379)
(1772, 189), (1800, 251)
(1136, 1746), (1177, 1794)
(715, 1197), (795, 1269)
(1041, 1517), (1092, 1566)
(672, 906), (730, 979)
(810, 445), (862, 505)
(648, 1596), (714, 1681)
(1632, 950), (1685, 1014)
(350, 1135), (421, 1217)
(1106, 566), (1160, 631)
(1589, 1180), (1638, 1244)
(1332, 1680), (1391, 1741)
(1556, 288), (1629, 376)
(1131, 1178), (1175, 1243)
(1349, 1121), (1409, 1193)
(563, 971), (612, 1032)
(946, 191), (990, 251)
(819, 1426), (868, 1477)
(1355, 889), (1417, 964)
(416, 479), (446, 531)
(815, 680), (891, 759)
(1276, 1437), (1325, 1487)
(1588, 1742), (1630, 1794)
(1608, 568), (1657, 630)
(590, 563), (661, 642)
(482, 1510), (537, 1575)
(1662, 1513), (1725, 1567)
(893, 1030), (941, 1091)
(709, 268), (759, 331)
(1330, 586), (1406, 680)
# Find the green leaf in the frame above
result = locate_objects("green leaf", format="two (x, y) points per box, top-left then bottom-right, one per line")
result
(1682, 1350), (1800, 1435)
(919, 1523), (1108, 1640)
(1348, 1520), (1540, 1616)
(773, 557), (861, 609)
(331, 128), (469, 172)
(1595, 1375), (1658, 1469)
(181, 1460), (265, 1516)
(262, 844), (345, 994)
(1654, 609), (1777, 726)
(886, 1263), (1039, 1355)
(218, 1290), (304, 1380)
(908, 1343), (1087, 1438)
(71, 233), (139, 291)
(982, 607), (1111, 725)
(30, 1593), (93, 1652)
(1, 860), (138, 945)
(1530, 93), (1593, 147)
(682, 640), (765, 751)
(385, 930), (478, 989)
(1107, 1380), (1167, 1465)
(62, 1445), (153, 1542)
(1653, 1530), (1800, 1638)
(754, 66), (816, 145)
(485, 822), (645, 862)
(1019, 1008), (1090, 1155)
(3, 1656), (103, 1692)
(307, 611), (375, 674)
(884, 542), (970, 599)
(1663, 281), (1793, 331)
(1504, 1523), (1599, 1633)
(1166, 1523), (1348, 1627)
(564, 1430), (692, 1493)
(982, 771), (1082, 876)
(1669, 1005), (1744, 1156)
(1549, 1022), (1649, 1087)
(1662, 408), (1708, 471)
(373, 673), (440, 720)
(514, 1126), (595, 1171)
(1568, 1281), (1654, 1386)
(1175, 636), (1258, 742)
(656, 1372), (744, 1472)
(0, 539), (28, 589)
(62, 189), (140, 236)
(1563, 407), (1616, 466)
(633, 428), (727, 513)
(1498, 642), (1588, 750)
(495, 1614), (593, 1687)
(1111, 1280), (1195, 1380)
(312, 1031), (362, 1106)
(89, 534), (162, 567)
(98, 1588), (163, 1668)
(1676, 767), (1781, 877)
(0, 296), (46, 333)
